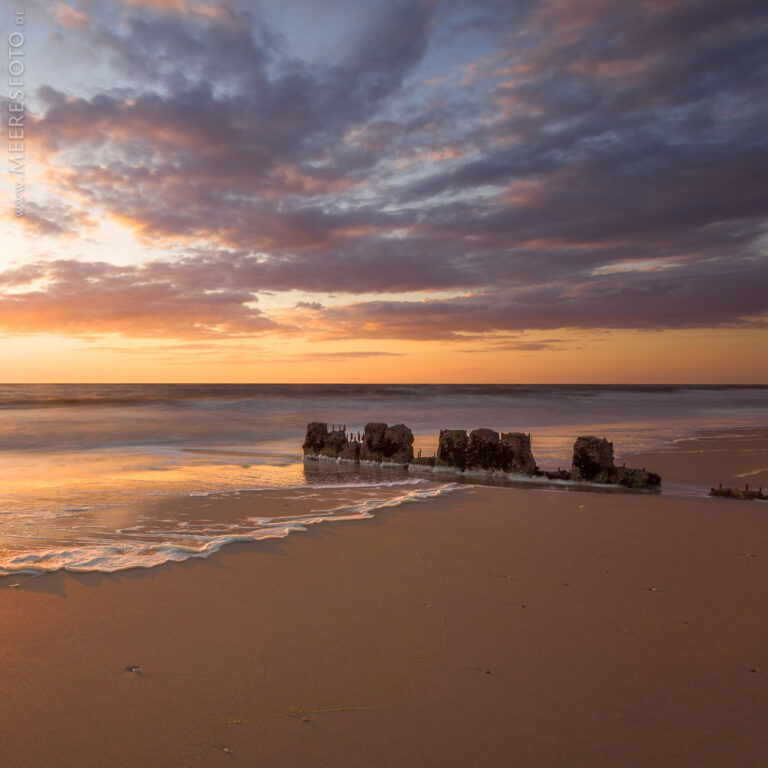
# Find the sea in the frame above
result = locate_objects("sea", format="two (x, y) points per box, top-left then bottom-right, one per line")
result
(1, 384), (766, 577)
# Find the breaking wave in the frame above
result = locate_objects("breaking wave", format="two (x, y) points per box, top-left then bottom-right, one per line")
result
(0, 482), (460, 577)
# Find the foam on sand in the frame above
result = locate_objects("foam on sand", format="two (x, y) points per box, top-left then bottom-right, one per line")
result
(0, 482), (461, 577)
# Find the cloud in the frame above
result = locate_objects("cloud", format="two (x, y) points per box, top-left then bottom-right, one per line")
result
(0, 259), (278, 337)
(50, 2), (90, 29)
(9, 0), (768, 342)
(269, 350), (405, 362)
(75, 341), (402, 362)
(460, 338), (569, 353)
(1, 239), (765, 341)
(7, 201), (95, 237)
(290, 257), (768, 339)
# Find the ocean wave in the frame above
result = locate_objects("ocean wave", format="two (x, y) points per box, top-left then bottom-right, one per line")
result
(0, 483), (461, 577)
(187, 477), (427, 497)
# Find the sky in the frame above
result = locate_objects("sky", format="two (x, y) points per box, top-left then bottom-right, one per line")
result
(1, 0), (767, 383)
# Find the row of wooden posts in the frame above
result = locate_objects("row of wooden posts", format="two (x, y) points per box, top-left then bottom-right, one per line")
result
(328, 425), (436, 457)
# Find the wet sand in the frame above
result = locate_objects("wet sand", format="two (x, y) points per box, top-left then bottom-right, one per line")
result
(1, 433), (767, 767)
(623, 426), (768, 492)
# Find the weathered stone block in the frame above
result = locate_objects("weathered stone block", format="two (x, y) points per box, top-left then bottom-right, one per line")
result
(611, 466), (662, 489)
(570, 436), (615, 482)
(339, 441), (361, 462)
(436, 429), (468, 470)
(360, 422), (388, 462)
(383, 423), (414, 464)
(500, 432), (538, 475)
(302, 422), (329, 457)
(541, 469), (570, 480)
(319, 428), (347, 459)
(466, 428), (502, 470)
(710, 486), (764, 500)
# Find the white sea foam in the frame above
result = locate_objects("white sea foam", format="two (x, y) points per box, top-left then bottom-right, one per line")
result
(186, 477), (427, 497)
(0, 482), (461, 577)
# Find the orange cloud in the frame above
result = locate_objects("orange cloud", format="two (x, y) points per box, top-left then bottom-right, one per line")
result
(0, 260), (279, 338)
(50, 3), (89, 29)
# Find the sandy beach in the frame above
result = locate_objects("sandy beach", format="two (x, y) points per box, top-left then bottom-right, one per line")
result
(1, 431), (767, 768)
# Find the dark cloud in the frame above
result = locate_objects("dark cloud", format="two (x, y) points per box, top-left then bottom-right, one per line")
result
(0, 243), (764, 340)
(294, 256), (768, 340)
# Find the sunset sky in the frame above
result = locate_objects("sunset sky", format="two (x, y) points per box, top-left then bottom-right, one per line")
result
(2, 0), (767, 382)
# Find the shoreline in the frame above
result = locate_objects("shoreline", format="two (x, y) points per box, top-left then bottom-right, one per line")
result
(2, 473), (768, 766)
(3, 425), (767, 582)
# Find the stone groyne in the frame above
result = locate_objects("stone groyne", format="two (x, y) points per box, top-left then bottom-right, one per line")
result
(302, 422), (661, 489)
(303, 421), (414, 467)
(709, 483), (766, 501)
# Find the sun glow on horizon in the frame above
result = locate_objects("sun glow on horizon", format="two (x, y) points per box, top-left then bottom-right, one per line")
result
(1, 327), (766, 384)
